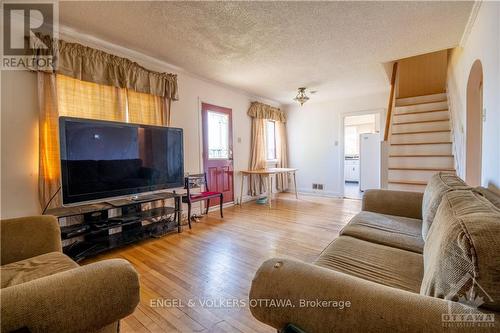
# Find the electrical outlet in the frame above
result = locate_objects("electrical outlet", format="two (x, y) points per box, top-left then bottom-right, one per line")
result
(317, 184), (324, 190)
(312, 183), (318, 189)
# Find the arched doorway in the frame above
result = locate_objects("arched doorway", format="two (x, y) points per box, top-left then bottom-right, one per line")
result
(465, 60), (483, 186)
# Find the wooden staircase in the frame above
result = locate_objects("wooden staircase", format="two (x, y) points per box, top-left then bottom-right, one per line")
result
(387, 92), (455, 191)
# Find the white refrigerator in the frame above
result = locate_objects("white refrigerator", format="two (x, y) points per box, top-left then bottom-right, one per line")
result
(359, 133), (381, 191)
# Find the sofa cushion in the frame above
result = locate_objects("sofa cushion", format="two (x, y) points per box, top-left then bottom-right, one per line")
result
(314, 236), (423, 293)
(340, 211), (424, 253)
(422, 172), (470, 240)
(420, 190), (500, 311)
(1, 252), (78, 288)
(476, 186), (500, 209)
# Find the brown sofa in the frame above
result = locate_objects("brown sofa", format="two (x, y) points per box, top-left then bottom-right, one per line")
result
(250, 173), (500, 332)
(0, 215), (140, 333)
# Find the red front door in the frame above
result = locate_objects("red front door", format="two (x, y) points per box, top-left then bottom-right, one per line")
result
(201, 103), (234, 205)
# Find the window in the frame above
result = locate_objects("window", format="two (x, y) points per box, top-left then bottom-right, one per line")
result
(344, 125), (359, 156)
(56, 74), (167, 126)
(207, 111), (229, 159)
(56, 74), (126, 122)
(266, 120), (277, 160)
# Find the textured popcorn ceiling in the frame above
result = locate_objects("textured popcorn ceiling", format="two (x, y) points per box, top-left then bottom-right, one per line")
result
(59, 1), (473, 104)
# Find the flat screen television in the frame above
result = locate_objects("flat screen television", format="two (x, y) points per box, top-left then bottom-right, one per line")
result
(59, 117), (184, 205)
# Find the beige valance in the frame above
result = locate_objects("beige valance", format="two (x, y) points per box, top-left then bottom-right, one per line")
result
(247, 102), (286, 122)
(30, 35), (178, 100)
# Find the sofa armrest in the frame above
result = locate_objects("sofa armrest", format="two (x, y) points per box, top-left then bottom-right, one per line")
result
(362, 189), (423, 219)
(250, 258), (497, 333)
(1, 259), (140, 333)
(1, 215), (62, 265)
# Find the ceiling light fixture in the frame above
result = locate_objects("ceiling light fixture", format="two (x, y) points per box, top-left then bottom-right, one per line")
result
(293, 87), (310, 106)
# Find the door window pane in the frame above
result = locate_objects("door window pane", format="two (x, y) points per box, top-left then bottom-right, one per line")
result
(266, 120), (276, 160)
(207, 111), (229, 159)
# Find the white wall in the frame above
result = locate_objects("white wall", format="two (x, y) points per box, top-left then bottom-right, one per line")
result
(447, 2), (500, 190)
(285, 91), (388, 196)
(1, 70), (41, 218)
(0, 33), (280, 219)
(173, 73), (272, 202)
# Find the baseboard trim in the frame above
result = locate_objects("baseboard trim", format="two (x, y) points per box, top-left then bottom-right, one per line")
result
(297, 189), (342, 198)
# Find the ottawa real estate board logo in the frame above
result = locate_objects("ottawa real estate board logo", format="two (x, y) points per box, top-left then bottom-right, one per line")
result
(1, 1), (58, 70)
(442, 272), (495, 328)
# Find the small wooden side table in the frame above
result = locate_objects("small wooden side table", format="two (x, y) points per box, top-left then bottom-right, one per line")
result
(239, 168), (298, 208)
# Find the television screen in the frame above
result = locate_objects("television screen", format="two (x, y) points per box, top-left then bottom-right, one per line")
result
(59, 117), (184, 205)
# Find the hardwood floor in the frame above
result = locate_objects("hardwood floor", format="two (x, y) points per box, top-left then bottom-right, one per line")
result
(87, 194), (361, 333)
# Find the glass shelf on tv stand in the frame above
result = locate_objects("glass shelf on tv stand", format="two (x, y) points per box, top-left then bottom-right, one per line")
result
(106, 192), (180, 207)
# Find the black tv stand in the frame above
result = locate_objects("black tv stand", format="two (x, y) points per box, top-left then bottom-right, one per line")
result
(45, 191), (182, 262)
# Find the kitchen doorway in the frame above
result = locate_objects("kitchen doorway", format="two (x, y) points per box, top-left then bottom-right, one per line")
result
(343, 113), (381, 199)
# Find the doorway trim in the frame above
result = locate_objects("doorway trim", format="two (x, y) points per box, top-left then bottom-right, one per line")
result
(339, 108), (385, 198)
(465, 59), (483, 186)
(198, 100), (235, 207)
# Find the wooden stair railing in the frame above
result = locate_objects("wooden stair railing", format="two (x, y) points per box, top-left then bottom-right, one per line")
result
(381, 62), (398, 189)
(384, 62), (398, 141)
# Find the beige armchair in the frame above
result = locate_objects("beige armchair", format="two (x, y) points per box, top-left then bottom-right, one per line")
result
(0, 216), (140, 333)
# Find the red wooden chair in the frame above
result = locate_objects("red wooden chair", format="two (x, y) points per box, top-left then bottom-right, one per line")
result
(182, 173), (223, 229)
